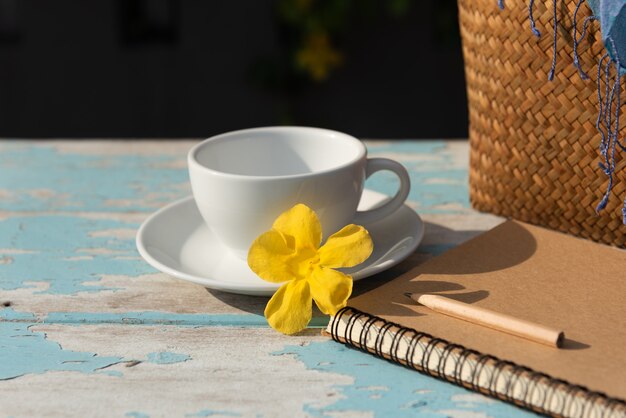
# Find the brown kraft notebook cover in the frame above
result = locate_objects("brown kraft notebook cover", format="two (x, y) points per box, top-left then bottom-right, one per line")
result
(327, 221), (626, 417)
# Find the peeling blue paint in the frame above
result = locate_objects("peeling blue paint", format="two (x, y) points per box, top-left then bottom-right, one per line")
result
(0, 140), (466, 298)
(366, 168), (468, 214)
(7, 309), (328, 329)
(0, 144), (188, 212)
(0, 215), (153, 294)
(43, 311), (270, 327)
(185, 409), (241, 417)
(0, 141), (467, 217)
(0, 307), (33, 321)
(146, 352), (191, 364)
(366, 140), (469, 214)
(276, 341), (533, 418)
(43, 311), (329, 328)
(125, 412), (150, 418)
(367, 140), (447, 154)
(0, 308), (123, 380)
(0, 306), (329, 382)
(0, 140), (493, 414)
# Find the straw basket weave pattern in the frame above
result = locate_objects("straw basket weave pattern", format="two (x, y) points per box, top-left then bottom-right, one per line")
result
(458, 0), (626, 247)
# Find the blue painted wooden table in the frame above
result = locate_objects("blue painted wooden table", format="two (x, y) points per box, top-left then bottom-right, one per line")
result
(0, 140), (534, 418)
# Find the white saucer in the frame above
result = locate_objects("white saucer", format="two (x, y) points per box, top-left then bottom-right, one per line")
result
(136, 189), (424, 296)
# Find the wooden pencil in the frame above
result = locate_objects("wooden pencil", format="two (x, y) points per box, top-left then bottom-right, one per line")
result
(405, 293), (564, 348)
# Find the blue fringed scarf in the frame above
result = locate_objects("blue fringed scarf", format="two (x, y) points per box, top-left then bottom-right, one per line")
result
(499, 0), (626, 224)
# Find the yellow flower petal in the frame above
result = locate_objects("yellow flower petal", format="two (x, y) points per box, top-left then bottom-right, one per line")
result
(309, 266), (353, 315)
(318, 224), (374, 268)
(272, 204), (322, 250)
(264, 279), (312, 334)
(248, 230), (295, 283)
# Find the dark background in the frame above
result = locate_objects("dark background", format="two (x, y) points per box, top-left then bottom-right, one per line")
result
(0, 0), (468, 138)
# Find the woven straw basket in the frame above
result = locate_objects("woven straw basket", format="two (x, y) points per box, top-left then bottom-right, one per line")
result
(458, 0), (626, 247)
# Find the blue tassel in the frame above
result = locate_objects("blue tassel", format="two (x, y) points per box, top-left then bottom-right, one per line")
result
(595, 39), (626, 223)
(529, 0), (541, 37)
(596, 190), (610, 212)
(596, 57), (614, 213)
(497, 3), (626, 224)
(572, 0), (596, 80)
(596, 53), (610, 151)
(548, 0), (558, 80)
(609, 36), (626, 154)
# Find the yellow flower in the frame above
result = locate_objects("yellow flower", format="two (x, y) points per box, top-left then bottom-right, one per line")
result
(296, 32), (343, 82)
(248, 204), (374, 335)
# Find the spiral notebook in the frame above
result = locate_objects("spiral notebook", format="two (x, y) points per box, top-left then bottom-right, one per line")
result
(327, 221), (626, 418)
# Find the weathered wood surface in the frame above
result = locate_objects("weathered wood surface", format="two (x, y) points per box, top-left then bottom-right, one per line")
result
(0, 140), (533, 418)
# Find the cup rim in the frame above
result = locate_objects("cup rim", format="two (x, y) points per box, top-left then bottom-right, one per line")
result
(188, 126), (367, 180)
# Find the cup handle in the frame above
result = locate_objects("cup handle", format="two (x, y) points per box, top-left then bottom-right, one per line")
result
(354, 158), (411, 224)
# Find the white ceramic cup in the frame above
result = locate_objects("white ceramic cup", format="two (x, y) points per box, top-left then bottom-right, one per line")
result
(188, 126), (410, 259)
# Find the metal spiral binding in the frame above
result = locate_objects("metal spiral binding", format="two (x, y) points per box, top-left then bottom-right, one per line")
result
(330, 306), (626, 418)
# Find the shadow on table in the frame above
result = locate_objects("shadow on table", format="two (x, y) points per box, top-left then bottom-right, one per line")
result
(209, 221), (590, 349)
(210, 221), (537, 314)
(351, 220), (500, 297)
(351, 220), (538, 319)
(208, 288), (331, 320)
(207, 289), (268, 316)
(207, 221), (496, 316)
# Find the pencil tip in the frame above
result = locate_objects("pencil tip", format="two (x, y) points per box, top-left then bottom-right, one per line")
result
(403, 292), (413, 299)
